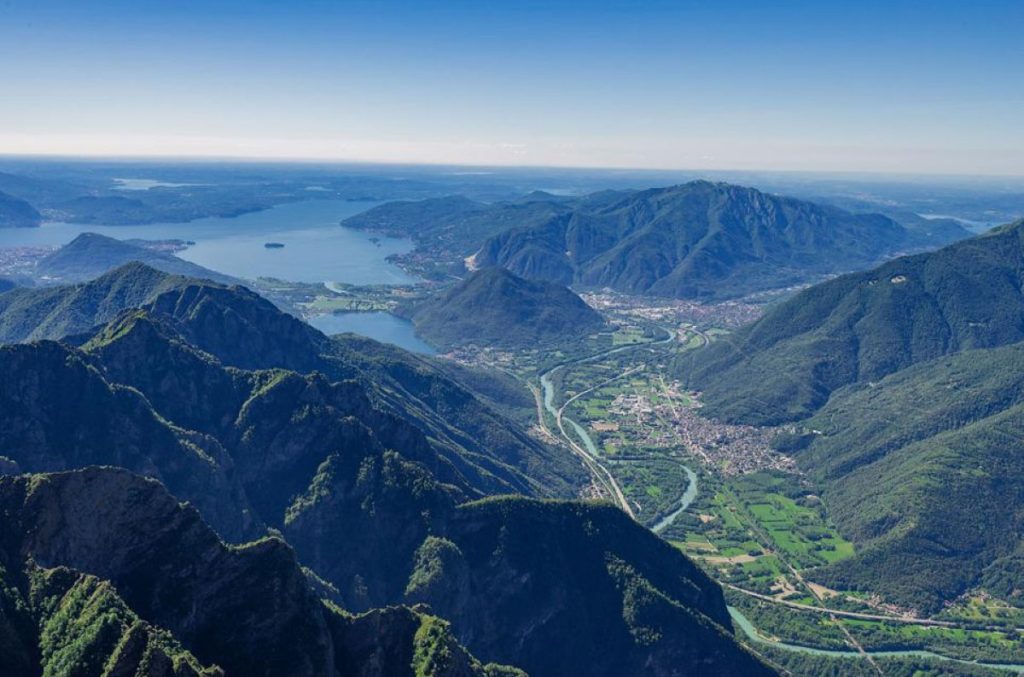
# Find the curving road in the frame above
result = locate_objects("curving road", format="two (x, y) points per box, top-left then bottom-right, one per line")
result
(540, 367), (632, 514)
(534, 325), (1024, 671)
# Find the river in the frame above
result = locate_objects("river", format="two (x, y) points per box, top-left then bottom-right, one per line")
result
(543, 334), (1024, 672)
(539, 334), (700, 533)
(651, 464), (698, 533)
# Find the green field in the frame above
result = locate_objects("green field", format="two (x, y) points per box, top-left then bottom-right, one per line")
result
(611, 328), (649, 345)
(730, 473), (855, 569)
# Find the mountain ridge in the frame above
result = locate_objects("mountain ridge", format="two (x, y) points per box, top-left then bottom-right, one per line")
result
(687, 218), (1024, 425)
(0, 467), (515, 677)
(34, 232), (240, 285)
(0, 267), (772, 674)
(476, 181), (967, 300)
(346, 181), (971, 299)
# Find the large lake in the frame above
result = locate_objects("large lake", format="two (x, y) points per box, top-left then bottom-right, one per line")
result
(0, 199), (418, 285)
(0, 198), (431, 348)
(308, 312), (436, 355)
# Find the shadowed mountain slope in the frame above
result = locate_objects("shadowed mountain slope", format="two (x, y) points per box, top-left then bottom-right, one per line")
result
(0, 262), (582, 497)
(0, 271), (773, 676)
(0, 468), (516, 677)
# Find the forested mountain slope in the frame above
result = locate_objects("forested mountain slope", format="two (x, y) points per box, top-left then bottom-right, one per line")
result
(0, 262), (189, 342)
(347, 182), (968, 299)
(685, 220), (1024, 611)
(0, 190), (41, 227)
(0, 468), (514, 677)
(473, 181), (968, 299)
(687, 219), (1024, 425)
(35, 232), (240, 284)
(0, 262), (582, 497)
(401, 267), (605, 349)
(781, 343), (1024, 611)
(0, 270), (773, 676)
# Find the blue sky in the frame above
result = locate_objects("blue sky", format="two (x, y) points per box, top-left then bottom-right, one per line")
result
(1, 0), (1021, 174)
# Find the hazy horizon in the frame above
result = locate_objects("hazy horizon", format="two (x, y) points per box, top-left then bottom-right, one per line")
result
(5, 153), (1024, 184)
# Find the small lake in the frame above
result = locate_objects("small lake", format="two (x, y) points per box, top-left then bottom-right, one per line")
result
(308, 312), (437, 355)
(0, 199), (418, 286)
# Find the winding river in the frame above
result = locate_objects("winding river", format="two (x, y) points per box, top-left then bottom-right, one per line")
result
(539, 332), (699, 533)
(542, 337), (1024, 672)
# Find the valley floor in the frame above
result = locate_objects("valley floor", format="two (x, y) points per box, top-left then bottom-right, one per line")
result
(449, 292), (1024, 676)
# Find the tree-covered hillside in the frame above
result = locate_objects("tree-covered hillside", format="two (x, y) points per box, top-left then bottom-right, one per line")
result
(34, 232), (239, 285)
(790, 343), (1024, 611)
(0, 190), (41, 228)
(474, 181), (968, 300)
(683, 220), (1024, 612)
(0, 468), (514, 677)
(402, 267), (605, 349)
(687, 219), (1024, 425)
(0, 261), (190, 342)
(0, 269), (773, 676)
(347, 182), (969, 297)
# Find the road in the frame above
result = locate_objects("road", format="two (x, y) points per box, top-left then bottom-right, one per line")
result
(555, 365), (644, 518)
(725, 584), (1024, 634)
(534, 323), (1024, 671)
(719, 482), (883, 672)
(540, 367), (633, 515)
